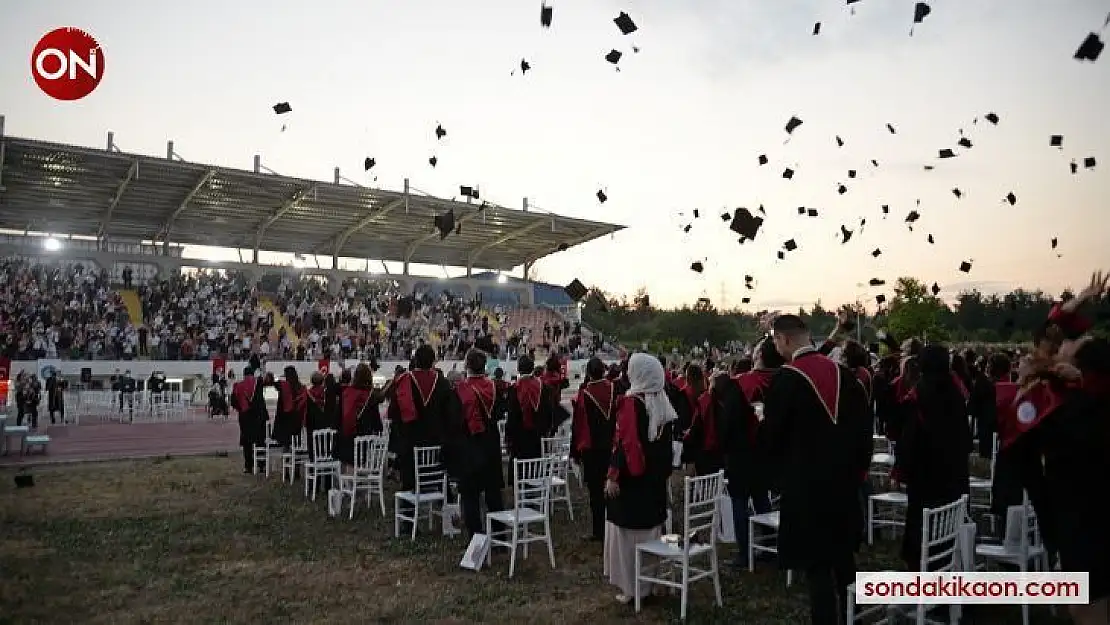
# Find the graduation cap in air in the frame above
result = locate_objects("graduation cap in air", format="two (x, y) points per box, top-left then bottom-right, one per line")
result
(745, 274), (754, 284)
(959, 260), (972, 273)
(931, 282), (941, 296)
(813, 22), (822, 35)
(435, 124), (447, 140)
(429, 156), (438, 167)
(984, 112), (999, 125)
(1050, 135), (1063, 148)
(875, 294), (887, 305)
(871, 159), (879, 167)
(434, 209), (456, 240)
(886, 123), (897, 134)
(808, 208), (819, 217)
(1051, 237), (1059, 250)
(872, 248), (882, 258)
(905, 210), (921, 224)
(1070, 159), (1079, 174)
(690, 261), (704, 273)
(777, 251), (785, 260)
(1075, 32), (1104, 62)
(782, 167), (795, 180)
(693, 209), (700, 218)
(757, 204), (766, 215)
(881, 204), (890, 216)
(741, 297), (751, 304)
(848, 169), (857, 179)
(518, 59), (531, 75)
(838, 184), (848, 195)
(364, 157), (376, 171)
(596, 189), (608, 203)
(958, 137), (973, 149)
(836, 135), (844, 147)
(1004, 192), (1017, 206)
(541, 3), (553, 27)
(1085, 157), (1097, 169)
(614, 12), (637, 35)
(683, 224), (692, 233)
(460, 186), (479, 200)
(564, 279), (588, 302)
(783, 239), (798, 252)
(730, 208), (764, 240)
(939, 149), (955, 159)
(758, 154), (769, 165)
(720, 212), (731, 222)
(797, 206), (806, 215)
(869, 278), (885, 287)
(910, 2), (931, 35)
(273, 102), (292, 115)
(927, 233), (935, 244)
(952, 188), (963, 199)
(924, 165), (935, 171)
(557, 242), (569, 252)
(840, 225), (854, 244)
(785, 116), (804, 134)
(605, 49), (623, 66)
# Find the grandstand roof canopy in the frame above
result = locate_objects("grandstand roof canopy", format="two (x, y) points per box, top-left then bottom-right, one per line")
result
(0, 134), (624, 270)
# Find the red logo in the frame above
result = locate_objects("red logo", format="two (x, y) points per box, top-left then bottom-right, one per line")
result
(31, 28), (104, 101)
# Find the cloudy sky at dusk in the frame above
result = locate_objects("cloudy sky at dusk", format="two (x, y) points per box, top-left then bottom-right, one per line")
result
(2, 0), (1108, 309)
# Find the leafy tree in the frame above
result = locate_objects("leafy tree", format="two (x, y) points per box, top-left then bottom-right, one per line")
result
(886, 277), (949, 341)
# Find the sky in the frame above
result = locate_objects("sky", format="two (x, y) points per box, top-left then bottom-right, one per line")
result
(1, 0), (1108, 311)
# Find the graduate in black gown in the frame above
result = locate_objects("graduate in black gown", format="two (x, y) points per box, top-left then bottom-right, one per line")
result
(445, 349), (505, 536)
(505, 355), (554, 460)
(233, 363), (267, 474)
(761, 315), (873, 625)
(570, 357), (617, 541)
(387, 345), (451, 491)
(272, 366), (307, 447)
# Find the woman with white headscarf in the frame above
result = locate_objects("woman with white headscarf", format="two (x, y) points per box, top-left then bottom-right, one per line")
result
(603, 352), (679, 605)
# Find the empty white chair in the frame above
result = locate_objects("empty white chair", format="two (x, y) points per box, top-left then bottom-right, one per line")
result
(394, 446), (448, 540)
(541, 434), (574, 520)
(281, 428), (310, 483)
(253, 420), (284, 476)
(748, 510), (794, 586)
(969, 433), (999, 516)
(975, 492), (1049, 625)
(486, 456), (556, 579)
(338, 436), (389, 519)
(634, 471), (725, 621)
(867, 490), (909, 544)
(303, 428), (340, 501)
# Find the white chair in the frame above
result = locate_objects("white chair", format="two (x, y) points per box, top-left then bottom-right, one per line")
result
(281, 428), (310, 483)
(394, 445), (448, 540)
(867, 490), (909, 544)
(541, 434), (574, 520)
(252, 420), (283, 477)
(634, 471), (725, 621)
(338, 435), (389, 519)
(303, 428), (340, 501)
(748, 510), (793, 586)
(974, 492), (1049, 625)
(969, 433), (998, 517)
(486, 456), (556, 579)
(849, 495), (968, 624)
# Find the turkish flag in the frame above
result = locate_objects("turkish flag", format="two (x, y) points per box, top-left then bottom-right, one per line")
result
(318, 358), (331, 376)
(0, 357), (10, 381)
(211, 357), (226, 378)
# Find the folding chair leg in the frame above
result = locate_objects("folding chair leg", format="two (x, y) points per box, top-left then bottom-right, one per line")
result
(545, 518), (555, 569)
(410, 500), (419, 540)
(508, 524), (519, 579)
(634, 550), (642, 613)
(680, 559), (691, 621)
(711, 544), (722, 606)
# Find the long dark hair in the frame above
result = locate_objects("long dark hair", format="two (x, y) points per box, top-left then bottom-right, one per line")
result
(283, 366), (302, 393)
(585, 357), (606, 382)
(949, 353), (972, 391)
(915, 345), (965, 425)
(684, 363), (707, 397)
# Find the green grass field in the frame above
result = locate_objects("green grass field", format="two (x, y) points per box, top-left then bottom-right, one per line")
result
(0, 456), (1067, 624)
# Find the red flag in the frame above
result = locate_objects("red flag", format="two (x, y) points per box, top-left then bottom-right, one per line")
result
(211, 357), (226, 378)
(0, 357), (9, 381)
(318, 358), (331, 376)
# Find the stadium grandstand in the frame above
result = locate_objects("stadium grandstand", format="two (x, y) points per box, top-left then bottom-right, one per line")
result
(0, 115), (625, 365)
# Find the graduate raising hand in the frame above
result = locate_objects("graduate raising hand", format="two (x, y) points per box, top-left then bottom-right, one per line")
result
(1064, 270), (1110, 313)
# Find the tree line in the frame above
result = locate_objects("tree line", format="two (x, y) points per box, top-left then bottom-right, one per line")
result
(581, 278), (1110, 350)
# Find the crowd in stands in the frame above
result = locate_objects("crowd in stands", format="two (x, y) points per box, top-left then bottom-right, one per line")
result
(0, 258), (602, 363)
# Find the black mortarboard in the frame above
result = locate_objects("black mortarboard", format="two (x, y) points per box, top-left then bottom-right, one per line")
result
(1005, 192), (1017, 206)
(435, 124), (447, 140)
(683, 224), (692, 233)
(690, 261), (704, 273)
(460, 185), (473, 197)
(927, 233), (935, 244)
(434, 209), (456, 240)
(984, 112), (999, 125)
(564, 279), (588, 301)
(886, 123), (896, 134)
(913, 2), (931, 24)
(605, 49), (622, 65)
(838, 184), (848, 195)
(783, 239), (798, 252)
(871, 159), (879, 166)
(931, 282), (941, 296)
(758, 154), (769, 165)
(720, 212), (731, 222)
(939, 149), (955, 159)
(808, 208), (819, 217)
(776, 251), (785, 260)
(742, 297), (751, 304)
(693, 209), (700, 218)
(782, 167), (795, 179)
(785, 116), (803, 134)
(364, 157), (376, 171)
(906, 210), (921, 223)
(952, 188), (963, 199)
(959, 260), (972, 273)
(840, 225), (853, 244)
(541, 3), (553, 28)
(1085, 157), (1097, 169)
(798, 206), (806, 215)
(924, 165), (935, 171)
(1051, 237), (1059, 249)
(1070, 160), (1079, 174)
(596, 189), (608, 203)
(730, 208), (764, 240)
(958, 137), (973, 149)
(428, 156), (438, 167)
(614, 12), (637, 35)
(875, 294), (886, 305)
(1050, 135), (1063, 148)
(872, 248), (881, 258)
(836, 135), (844, 147)
(273, 102), (292, 114)
(813, 22), (821, 35)
(1074, 32), (1104, 62)
(745, 274), (754, 282)
(557, 242), (569, 252)
(848, 169), (857, 178)
(869, 278), (885, 287)
(881, 204), (890, 215)
(757, 204), (766, 215)
(520, 59), (531, 74)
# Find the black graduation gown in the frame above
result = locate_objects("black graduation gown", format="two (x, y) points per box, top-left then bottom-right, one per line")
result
(606, 395), (674, 531)
(894, 390), (972, 566)
(505, 376), (552, 460)
(715, 379), (761, 498)
(444, 377), (504, 492)
(761, 351), (873, 568)
(235, 376), (267, 447)
(967, 373), (997, 458)
(46, 377), (64, 413)
(387, 369), (450, 487)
